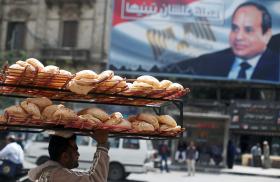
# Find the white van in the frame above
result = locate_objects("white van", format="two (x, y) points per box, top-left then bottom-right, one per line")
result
(25, 133), (157, 181)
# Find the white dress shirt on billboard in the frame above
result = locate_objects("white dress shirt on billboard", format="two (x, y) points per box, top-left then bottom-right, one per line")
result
(228, 55), (261, 79)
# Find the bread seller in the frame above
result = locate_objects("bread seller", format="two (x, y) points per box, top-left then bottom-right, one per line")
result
(28, 130), (109, 182)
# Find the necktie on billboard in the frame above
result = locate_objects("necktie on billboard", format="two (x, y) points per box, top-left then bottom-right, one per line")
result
(237, 62), (251, 79)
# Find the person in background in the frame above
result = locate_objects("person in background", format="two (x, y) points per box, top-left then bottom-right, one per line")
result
(0, 134), (24, 179)
(226, 140), (236, 169)
(262, 141), (271, 169)
(158, 141), (170, 173)
(28, 130), (109, 182)
(186, 141), (197, 176)
(251, 143), (262, 167)
(175, 140), (186, 163)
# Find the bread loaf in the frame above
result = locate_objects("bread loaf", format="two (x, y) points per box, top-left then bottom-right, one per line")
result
(166, 83), (184, 91)
(104, 112), (123, 125)
(79, 114), (102, 125)
(53, 107), (78, 121)
(158, 115), (177, 127)
(78, 107), (109, 122)
(159, 125), (182, 132)
(59, 69), (72, 76)
(26, 97), (52, 111)
(68, 80), (93, 95)
(135, 75), (160, 88)
(43, 65), (60, 74)
(132, 120), (155, 132)
(116, 118), (132, 129)
(42, 104), (63, 121)
(136, 113), (159, 130)
(159, 80), (173, 89)
(25, 58), (44, 70)
(97, 70), (114, 81)
(4, 105), (29, 119)
(75, 70), (98, 80)
(20, 101), (41, 119)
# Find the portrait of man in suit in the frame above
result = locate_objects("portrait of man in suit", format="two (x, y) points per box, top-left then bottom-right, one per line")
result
(167, 2), (279, 82)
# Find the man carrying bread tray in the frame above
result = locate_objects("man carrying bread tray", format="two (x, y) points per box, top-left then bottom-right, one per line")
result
(28, 130), (109, 182)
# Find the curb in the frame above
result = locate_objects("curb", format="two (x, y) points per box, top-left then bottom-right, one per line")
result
(221, 171), (280, 178)
(169, 165), (280, 178)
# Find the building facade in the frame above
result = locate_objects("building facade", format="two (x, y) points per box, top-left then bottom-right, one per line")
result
(0, 0), (112, 72)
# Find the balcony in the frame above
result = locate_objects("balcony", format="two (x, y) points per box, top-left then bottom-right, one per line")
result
(45, 0), (95, 7)
(41, 48), (90, 62)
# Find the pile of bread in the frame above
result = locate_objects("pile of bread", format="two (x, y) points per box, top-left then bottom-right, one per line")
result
(2, 97), (76, 124)
(124, 75), (185, 97)
(5, 58), (187, 98)
(6, 58), (72, 88)
(67, 70), (127, 95)
(1, 97), (182, 135)
(66, 70), (185, 96)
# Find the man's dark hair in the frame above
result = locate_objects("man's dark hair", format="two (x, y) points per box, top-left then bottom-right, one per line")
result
(48, 134), (76, 161)
(233, 2), (272, 34)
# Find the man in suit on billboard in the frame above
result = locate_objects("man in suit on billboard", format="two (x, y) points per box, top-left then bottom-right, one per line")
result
(167, 2), (279, 82)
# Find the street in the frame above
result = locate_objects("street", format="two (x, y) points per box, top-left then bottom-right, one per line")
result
(122, 171), (279, 182)
(24, 160), (279, 182)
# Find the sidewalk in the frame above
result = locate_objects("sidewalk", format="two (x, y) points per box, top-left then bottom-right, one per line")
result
(169, 163), (280, 178)
(221, 165), (280, 178)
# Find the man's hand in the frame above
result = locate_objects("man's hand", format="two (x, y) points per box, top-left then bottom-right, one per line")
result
(92, 130), (108, 145)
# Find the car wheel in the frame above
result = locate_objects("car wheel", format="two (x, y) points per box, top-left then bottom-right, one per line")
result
(108, 162), (125, 181)
(36, 156), (49, 165)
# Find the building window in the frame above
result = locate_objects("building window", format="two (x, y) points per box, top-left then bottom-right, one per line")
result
(5, 22), (26, 50)
(123, 139), (140, 149)
(62, 21), (78, 47)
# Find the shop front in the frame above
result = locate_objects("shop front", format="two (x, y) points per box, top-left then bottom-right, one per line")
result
(182, 112), (230, 167)
(229, 100), (280, 168)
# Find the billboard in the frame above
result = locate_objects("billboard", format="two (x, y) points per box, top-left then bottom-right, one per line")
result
(108, 0), (280, 84)
(230, 100), (280, 132)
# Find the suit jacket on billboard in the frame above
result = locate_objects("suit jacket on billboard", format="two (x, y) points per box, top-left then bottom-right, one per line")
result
(166, 48), (280, 82)
(268, 33), (280, 53)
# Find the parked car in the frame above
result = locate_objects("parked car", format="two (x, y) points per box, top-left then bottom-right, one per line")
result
(25, 133), (157, 181)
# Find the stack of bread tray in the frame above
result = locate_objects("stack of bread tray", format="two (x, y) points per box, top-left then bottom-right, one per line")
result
(0, 97), (185, 139)
(0, 58), (190, 106)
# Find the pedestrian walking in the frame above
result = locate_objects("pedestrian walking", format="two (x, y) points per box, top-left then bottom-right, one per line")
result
(226, 140), (236, 169)
(158, 141), (170, 173)
(251, 143), (262, 167)
(263, 141), (271, 169)
(186, 141), (197, 176)
(175, 141), (186, 163)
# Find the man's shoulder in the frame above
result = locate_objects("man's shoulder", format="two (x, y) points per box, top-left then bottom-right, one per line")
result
(196, 48), (233, 60)
(163, 48), (233, 73)
(178, 48), (233, 64)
